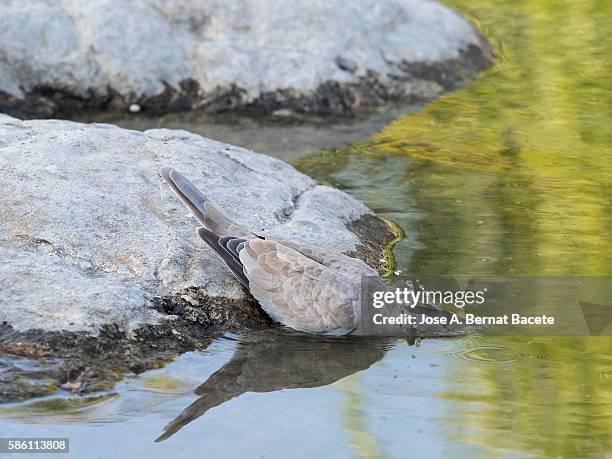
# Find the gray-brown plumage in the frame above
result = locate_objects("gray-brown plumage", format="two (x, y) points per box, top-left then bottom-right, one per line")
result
(160, 166), (378, 335)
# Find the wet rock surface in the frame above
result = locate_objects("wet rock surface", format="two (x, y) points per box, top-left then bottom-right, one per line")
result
(0, 319), (246, 403)
(0, 114), (396, 401)
(0, 0), (491, 118)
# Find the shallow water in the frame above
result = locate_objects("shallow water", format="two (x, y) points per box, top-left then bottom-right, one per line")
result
(74, 103), (422, 163)
(1, 0), (611, 457)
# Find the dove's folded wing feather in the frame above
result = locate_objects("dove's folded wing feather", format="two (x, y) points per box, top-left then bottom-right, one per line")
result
(197, 227), (250, 287)
(273, 238), (379, 279)
(239, 239), (359, 334)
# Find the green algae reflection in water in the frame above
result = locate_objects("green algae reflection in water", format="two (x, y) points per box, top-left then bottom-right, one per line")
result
(296, 0), (612, 457)
(370, 0), (612, 276)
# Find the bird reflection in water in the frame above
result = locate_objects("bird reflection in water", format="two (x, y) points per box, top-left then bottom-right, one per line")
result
(156, 329), (397, 441)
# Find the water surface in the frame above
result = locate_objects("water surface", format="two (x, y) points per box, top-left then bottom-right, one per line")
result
(297, 0), (612, 456)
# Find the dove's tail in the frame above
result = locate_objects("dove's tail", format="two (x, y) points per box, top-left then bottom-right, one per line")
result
(160, 167), (251, 238)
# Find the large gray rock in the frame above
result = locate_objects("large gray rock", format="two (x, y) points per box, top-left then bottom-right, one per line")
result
(0, 0), (491, 117)
(0, 114), (390, 333)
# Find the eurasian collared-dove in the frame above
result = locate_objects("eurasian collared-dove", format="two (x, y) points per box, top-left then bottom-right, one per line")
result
(160, 167), (378, 335)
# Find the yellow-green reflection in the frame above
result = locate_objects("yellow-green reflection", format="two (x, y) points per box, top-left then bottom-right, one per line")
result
(142, 375), (191, 394)
(297, 0), (611, 456)
(0, 393), (118, 423)
(337, 377), (388, 459)
(369, 0), (612, 276)
(439, 336), (612, 457)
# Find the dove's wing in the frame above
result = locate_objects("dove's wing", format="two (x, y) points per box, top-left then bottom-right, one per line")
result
(239, 238), (360, 334)
(196, 227), (249, 287)
(273, 238), (379, 279)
